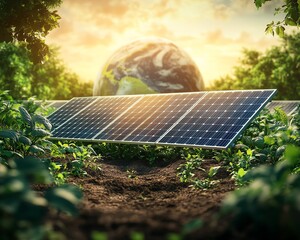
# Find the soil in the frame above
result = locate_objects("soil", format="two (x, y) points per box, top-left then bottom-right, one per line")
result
(47, 159), (236, 240)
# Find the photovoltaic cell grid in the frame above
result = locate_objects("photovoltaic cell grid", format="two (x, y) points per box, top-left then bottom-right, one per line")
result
(95, 92), (205, 143)
(52, 96), (142, 139)
(47, 97), (98, 128)
(158, 90), (275, 148)
(49, 90), (276, 149)
(266, 101), (299, 115)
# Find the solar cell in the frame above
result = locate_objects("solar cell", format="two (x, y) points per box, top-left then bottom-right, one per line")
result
(51, 96), (142, 139)
(47, 97), (98, 129)
(266, 101), (299, 115)
(157, 90), (276, 148)
(48, 90), (276, 149)
(94, 92), (205, 143)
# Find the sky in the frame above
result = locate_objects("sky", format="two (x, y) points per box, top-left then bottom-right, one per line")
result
(46, 0), (284, 87)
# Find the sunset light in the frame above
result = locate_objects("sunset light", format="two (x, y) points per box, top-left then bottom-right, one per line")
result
(46, 0), (282, 86)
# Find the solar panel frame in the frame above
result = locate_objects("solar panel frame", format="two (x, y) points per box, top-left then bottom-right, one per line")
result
(48, 89), (276, 149)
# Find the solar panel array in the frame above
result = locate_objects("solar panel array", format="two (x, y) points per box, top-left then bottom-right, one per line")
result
(48, 90), (276, 149)
(266, 101), (299, 115)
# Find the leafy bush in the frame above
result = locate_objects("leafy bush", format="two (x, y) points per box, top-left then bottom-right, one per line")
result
(208, 32), (300, 100)
(214, 107), (299, 185)
(220, 145), (300, 239)
(49, 141), (101, 184)
(93, 143), (183, 165)
(0, 92), (82, 239)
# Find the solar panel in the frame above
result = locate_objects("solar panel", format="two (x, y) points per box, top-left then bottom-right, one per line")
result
(52, 96), (142, 139)
(49, 90), (276, 149)
(157, 90), (275, 148)
(94, 93), (205, 143)
(47, 97), (98, 128)
(266, 100), (299, 115)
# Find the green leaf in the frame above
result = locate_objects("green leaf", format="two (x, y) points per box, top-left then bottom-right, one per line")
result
(0, 130), (19, 141)
(29, 145), (45, 154)
(33, 114), (52, 131)
(45, 185), (82, 215)
(284, 145), (300, 166)
(254, 0), (269, 8)
(264, 136), (276, 145)
(19, 106), (32, 125)
(265, 25), (274, 36)
(275, 25), (285, 37)
(285, 17), (297, 26)
(19, 135), (32, 146)
(208, 166), (220, 178)
(1, 150), (23, 159)
(237, 168), (247, 178)
(31, 128), (51, 138)
(246, 148), (253, 157)
(15, 157), (52, 184)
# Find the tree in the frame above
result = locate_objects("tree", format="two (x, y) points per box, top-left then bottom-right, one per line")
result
(254, 0), (300, 36)
(208, 32), (300, 100)
(0, 0), (62, 63)
(32, 47), (93, 100)
(0, 42), (33, 99)
(0, 42), (93, 100)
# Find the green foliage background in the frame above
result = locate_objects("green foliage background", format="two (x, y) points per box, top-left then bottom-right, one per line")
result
(0, 42), (93, 100)
(208, 32), (300, 100)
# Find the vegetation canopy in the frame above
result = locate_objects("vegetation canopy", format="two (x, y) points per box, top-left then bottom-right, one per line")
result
(0, 0), (62, 63)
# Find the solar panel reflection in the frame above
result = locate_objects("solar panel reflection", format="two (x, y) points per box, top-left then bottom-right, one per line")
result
(94, 93), (205, 143)
(158, 90), (275, 148)
(47, 97), (97, 128)
(48, 90), (276, 149)
(52, 96), (142, 139)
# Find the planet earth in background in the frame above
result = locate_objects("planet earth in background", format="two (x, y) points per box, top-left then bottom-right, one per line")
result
(93, 37), (204, 96)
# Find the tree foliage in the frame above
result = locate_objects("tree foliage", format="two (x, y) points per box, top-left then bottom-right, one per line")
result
(0, 0), (62, 63)
(0, 42), (93, 100)
(208, 32), (300, 100)
(254, 0), (300, 36)
(0, 43), (32, 99)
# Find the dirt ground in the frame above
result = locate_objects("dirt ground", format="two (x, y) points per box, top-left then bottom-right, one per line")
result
(49, 159), (236, 240)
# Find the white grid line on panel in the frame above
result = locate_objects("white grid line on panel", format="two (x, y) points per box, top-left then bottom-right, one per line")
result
(155, 92), (208, 143)
(119, 93), (205, 143)
(224, 89), (277, 148)
(91, 96), (144, 139)
(51, 98), (99, 131)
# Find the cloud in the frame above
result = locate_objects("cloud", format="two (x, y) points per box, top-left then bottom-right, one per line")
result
(64, 0), (129, 17)
(212, 3), (232, 20)
(49, 18), (74, 39)
(76, 32), (113, 48)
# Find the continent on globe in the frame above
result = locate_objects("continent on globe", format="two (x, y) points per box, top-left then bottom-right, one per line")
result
(93, 37), (205, 96)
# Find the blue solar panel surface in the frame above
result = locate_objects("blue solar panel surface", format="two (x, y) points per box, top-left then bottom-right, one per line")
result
(95, 93), (205, 143)
(49, 90), (276, 149)
(157, 90), (275, 148)
(52, 96), (142, 139)
(47, 97), (97, 128)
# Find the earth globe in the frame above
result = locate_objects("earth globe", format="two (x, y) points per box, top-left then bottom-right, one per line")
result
(93, 37), (204, 96)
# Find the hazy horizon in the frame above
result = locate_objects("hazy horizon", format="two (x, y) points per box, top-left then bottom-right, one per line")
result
(46, 0), (284, 86)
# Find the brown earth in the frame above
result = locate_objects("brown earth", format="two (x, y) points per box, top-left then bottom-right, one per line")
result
(48, 159), (236, 240)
